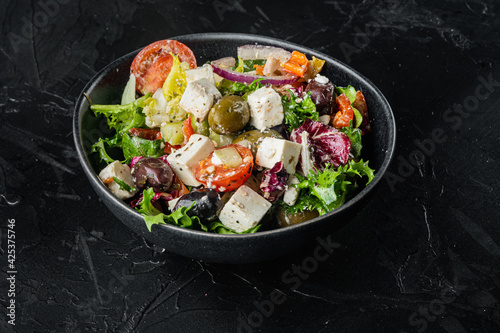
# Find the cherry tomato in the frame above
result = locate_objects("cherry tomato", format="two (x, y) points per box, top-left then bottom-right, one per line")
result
(332, 93), (354, 129)
(195, 145), (253, 192)
(130, 40), (197, 95)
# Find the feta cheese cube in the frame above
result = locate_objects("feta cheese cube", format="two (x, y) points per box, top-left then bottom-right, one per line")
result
(185, 64), (216, 85)
(166, 134), (215, 186)
(218, 185), (272, 233)
(283, 174), (300, 206)
(179, 78), (221, 122)
(255, 138), (302, 174)
(247, 87), (283, 130)
(98, 161), (137, 200)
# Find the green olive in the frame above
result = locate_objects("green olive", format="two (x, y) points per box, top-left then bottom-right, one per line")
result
(208, 95), (250, 134)
(233, 129), (283, 156)
(277, 207), (319, 228)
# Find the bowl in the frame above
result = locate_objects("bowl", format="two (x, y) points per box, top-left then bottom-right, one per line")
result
(73, 33), (396, 264)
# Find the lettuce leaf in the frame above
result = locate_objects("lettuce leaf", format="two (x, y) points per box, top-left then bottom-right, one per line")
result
(91, 93), (150, 132)
(340, 124), (363, 159)
(285, 160), (375, 215)
(218, 78), (264, 99)
(208, 221), (261, 234)
(91, 137), (117, 164)
(121, 132), (164, 163)
(282, 90), (319, 130)
(243, 59), (266, 72)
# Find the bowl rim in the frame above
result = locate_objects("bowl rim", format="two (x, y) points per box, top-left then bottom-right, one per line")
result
(73, 32), (396, 240)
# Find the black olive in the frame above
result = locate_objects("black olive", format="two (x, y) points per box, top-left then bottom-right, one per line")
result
(174, 188), (223, 222)
(131, 157), (174, 192)
(269, 123), (290, 140)
(305, 78), (335, 115)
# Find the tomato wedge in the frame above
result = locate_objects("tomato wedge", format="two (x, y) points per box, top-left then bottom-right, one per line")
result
(195, 145), (253, 192)
(131, 40), (197, 95)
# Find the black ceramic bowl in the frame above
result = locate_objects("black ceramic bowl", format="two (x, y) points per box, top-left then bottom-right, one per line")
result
(73, 33), (395, 264)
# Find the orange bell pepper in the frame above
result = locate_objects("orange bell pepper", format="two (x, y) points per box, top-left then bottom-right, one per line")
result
(282, 51), (309, 77)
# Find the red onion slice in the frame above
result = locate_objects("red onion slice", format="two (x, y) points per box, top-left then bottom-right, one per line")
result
(211, 64), (298, 85)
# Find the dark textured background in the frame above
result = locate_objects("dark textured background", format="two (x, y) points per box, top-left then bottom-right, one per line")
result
(1, 0), (500, 332)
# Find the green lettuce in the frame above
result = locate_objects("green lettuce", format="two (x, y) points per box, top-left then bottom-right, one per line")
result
(285, 160), (375, 215)
(91, 93), (150, 132)
(218, 78), (264, 99)
(340, 123), (363, 159)
(208, 221), (261, 234)
(243, 59), (266, 72)
(121, 132), (164, 163)
(282, 90), (319, 130)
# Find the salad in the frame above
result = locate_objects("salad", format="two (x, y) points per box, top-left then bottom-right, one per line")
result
(89, 39), (375, 234)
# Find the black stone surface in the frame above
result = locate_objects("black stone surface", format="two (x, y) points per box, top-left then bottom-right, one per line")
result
(1, 0), (499, 332)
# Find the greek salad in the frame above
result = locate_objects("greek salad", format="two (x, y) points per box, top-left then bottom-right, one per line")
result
(89, 39), (375, 234)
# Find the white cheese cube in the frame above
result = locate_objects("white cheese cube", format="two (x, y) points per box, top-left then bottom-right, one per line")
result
(179, 78), (221, 122)
(218, 185), (272, 233)
(255, 138), (302, 174)
(283, 174), (300, 206)
(166, 134), (215, 186)
(185, 64), (216, 85)
(247, 87), (284, 130)
(98, 161), (137, 200)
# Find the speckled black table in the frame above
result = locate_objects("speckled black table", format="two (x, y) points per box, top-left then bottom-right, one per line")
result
(1, 0), (499, 332)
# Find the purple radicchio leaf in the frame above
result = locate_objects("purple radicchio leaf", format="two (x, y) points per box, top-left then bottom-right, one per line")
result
(290, 118), (351, 174)
(260, 161), (288, 203)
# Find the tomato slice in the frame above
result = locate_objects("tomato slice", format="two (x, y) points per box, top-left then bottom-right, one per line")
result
(131, 39), (197, 95)
(195, 145), (254, 192)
